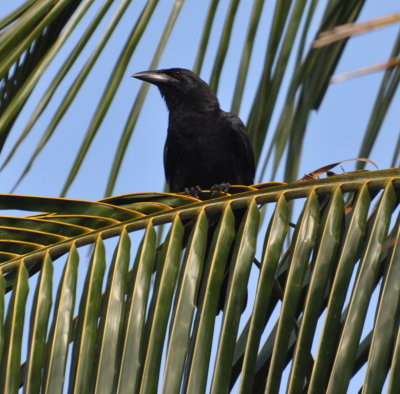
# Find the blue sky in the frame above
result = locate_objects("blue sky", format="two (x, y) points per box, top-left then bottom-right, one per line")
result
(1, 0), (398, 201)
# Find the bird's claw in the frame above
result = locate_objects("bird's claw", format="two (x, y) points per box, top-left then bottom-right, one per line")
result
(210, 182), (231, 198)
(184, 185), (202, 199)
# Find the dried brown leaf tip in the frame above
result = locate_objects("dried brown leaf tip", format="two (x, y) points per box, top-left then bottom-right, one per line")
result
(313, 13), (400, 48)
(331, 58), (400, 83)
(313, 13), (400, 82)
(297, 158), (378, 182)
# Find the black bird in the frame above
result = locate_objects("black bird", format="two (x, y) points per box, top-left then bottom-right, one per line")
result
(132, 68), (255, 196)
(133, 68), (255, 313)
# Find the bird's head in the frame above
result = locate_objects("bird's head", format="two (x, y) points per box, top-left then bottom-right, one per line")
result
(132, 68), (219, 112)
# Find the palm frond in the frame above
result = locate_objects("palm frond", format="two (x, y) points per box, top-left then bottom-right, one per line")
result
(0, 169), (398, 391)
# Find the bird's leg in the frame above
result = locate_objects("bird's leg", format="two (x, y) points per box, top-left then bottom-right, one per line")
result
(210, 182), (231, 198)
(184, 185), (202, 199)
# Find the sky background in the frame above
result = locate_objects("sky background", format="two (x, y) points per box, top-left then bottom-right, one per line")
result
(1, 1), (399, 392)
(1, 0), (398, 201)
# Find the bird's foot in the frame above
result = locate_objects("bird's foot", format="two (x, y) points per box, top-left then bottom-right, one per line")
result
(210, 182), (231, 198)
(184, 185), (202, 199)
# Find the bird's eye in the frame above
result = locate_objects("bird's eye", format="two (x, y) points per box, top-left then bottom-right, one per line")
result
(175, 70), (181, 76)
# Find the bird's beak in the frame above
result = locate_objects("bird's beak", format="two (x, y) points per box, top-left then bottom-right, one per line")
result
(132, 70), (176, 85)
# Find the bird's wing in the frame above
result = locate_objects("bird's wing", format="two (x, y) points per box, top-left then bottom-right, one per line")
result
(163, 137), (172, 190)
(163, 133), (186, 192)
(224, 112), (256, 185)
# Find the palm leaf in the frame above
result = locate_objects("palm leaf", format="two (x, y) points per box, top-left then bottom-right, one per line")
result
(0, 0), (82, 151)
(0, 169), (398, 392)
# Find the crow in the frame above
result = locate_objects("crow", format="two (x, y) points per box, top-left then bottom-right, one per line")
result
(133, 68), (255, 313)
(132, 68), (255, 196)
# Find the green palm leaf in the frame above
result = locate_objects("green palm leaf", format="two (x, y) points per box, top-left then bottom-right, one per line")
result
(0, 169), (398, 392)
